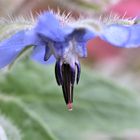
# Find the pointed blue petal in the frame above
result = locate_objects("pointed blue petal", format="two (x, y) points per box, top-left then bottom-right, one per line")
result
(100, 24), (130, 47)
(100, 24), (140, 48)
(31, 45), (55, 64)
(125, 24), (140, 47)
(0, 30), (40, 68)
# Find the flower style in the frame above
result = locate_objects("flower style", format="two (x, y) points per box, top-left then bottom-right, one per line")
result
(0, 11), (140, 110)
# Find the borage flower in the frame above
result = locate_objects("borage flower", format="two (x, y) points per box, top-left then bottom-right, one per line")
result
(0, 11), (140, 110)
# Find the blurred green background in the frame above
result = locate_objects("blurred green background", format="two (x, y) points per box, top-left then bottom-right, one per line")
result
(0, 0), (140, 140)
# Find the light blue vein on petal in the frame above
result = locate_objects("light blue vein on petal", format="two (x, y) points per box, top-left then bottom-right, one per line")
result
(0, 30), (38, 68)
(100, 24), (130, 47)
(125, 24), (140, 48)
(31, 45), (55, 64)
(35, 12), (74, 42)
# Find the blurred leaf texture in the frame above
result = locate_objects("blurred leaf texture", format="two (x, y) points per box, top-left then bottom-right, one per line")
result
(0, 61), (140, 140)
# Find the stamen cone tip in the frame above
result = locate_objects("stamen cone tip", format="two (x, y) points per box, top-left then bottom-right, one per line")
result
(67, 103), (73, 111)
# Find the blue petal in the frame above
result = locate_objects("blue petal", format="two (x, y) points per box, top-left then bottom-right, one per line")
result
(63, 26), (76, 37)
(82, 29), (96, 41)
(125, 24), (140, 47)
(0, 30), (40, 68)
(100, 24), (130, 47)
(31, 45), (55, 64)
(68, 28), (95, 42)
(100, 24), (140, 48)
(35, 12), (74, 42)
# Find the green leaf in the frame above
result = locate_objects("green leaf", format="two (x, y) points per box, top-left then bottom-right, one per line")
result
(0, 61), (140, 140)
(0, 115), (21, 140)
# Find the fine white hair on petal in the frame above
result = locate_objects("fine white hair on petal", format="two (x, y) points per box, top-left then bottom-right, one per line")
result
(54, 8), (73, 23)
(38, 8), (74, 26)
(99, 12), (137, 26)
(0, 12), (35, 26)
(69, 17), (102, 33)
(0, 12), (35, 41)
